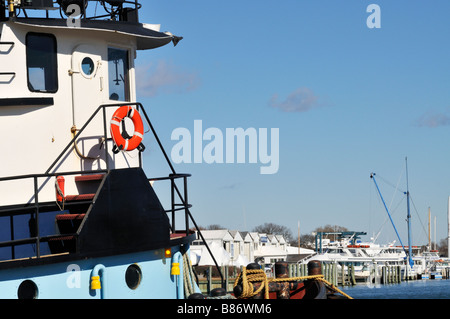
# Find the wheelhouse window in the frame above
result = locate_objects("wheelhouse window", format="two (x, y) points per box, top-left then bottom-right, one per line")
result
(108, 47), (130, 101)
(26, 33), (58, 93)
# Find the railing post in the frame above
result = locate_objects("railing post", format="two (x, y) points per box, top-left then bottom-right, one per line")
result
(170, 175), (175, 233)
(184, 175), (189, 235)
(102, 106), (110, 171)
(33, 176), (40, 258)
(9, 215), (14, 259)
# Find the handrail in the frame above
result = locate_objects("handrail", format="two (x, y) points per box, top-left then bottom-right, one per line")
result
(0, 169), (108, 183)
(0, 102), (226, 287)
(138, 104), (225, 287)
(45, 103), (113, 174)
(0, 170), (105, 259)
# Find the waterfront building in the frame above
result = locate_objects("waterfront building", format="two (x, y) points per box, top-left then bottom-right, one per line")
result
(192, 229), (314, 267)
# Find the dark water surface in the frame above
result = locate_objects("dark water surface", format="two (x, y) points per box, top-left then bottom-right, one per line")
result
(341, 279), (450, 299)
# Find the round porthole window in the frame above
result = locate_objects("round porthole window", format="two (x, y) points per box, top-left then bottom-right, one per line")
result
(18, 280), (38, 299)
(81, 57), (95, 77)
(125, 264), (142, 290)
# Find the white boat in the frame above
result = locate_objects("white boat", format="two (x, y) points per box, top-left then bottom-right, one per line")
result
(302, 232), (410, 282)
(413, 250), (449, 279)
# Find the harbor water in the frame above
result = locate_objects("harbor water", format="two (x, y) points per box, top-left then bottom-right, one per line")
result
(342, 279), (450, 299)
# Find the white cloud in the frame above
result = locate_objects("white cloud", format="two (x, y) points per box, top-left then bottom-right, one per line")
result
(416, 111), (450, 128)
(269, 87), (320, 113)
(136, 60), (200, 97)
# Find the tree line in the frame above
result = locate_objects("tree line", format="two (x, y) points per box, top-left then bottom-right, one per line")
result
(199, 223), (449, 257)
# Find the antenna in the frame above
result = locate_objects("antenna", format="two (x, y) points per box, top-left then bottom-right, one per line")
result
(405, 157), (413, 268)
(448, 197), (450, 258)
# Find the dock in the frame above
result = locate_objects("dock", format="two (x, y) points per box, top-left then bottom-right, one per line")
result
(196, 261), (450, 295)
(292, 261), (450, 287)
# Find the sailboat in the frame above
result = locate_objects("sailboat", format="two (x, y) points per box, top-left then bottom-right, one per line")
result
(371, 157), (422, 279)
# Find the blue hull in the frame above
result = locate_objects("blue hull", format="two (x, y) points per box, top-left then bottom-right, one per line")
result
(0, 245), (197, 299)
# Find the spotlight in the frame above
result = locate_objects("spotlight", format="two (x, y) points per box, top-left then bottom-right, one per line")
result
(105, 0), (125, 6)
(57, 0), (87, 15)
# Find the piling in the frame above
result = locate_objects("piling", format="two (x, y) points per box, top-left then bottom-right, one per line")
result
(289, 263), (308, 278)
(381, 265), (400, 284)
(349, 263), (356, 285)
(207, 266), (212, 294)
(233, 261), (326, 299)
(274, 262), (290, 299)
(332, 262), (338, 286)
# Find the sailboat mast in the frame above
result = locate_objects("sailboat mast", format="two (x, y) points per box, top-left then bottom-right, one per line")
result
(370, 173), (407, 252)
(428, 207), (431, 250)
(447, 196), (450, 258)
(405, 157), (413, 267)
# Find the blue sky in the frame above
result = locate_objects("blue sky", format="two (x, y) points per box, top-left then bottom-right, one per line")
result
(135, 1), (450, 246)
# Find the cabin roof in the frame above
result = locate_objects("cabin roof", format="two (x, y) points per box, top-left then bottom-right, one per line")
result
(12, 18), (181, 50)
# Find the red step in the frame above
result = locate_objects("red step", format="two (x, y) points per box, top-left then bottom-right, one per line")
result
(170, 231), (195, 239)
(56, 214), (86, 221)
(65, 194), (95, 201)
(47, 235), (76, 242)
(75, 174), (105, 182)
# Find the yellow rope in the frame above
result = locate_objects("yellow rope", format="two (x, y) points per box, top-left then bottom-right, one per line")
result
(234, 268), (270, 299)
(233, 267), (353, 299)
(315, 277), (354, 299)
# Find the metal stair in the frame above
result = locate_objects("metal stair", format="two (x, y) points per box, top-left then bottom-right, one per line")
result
(48, 174), (105, 254)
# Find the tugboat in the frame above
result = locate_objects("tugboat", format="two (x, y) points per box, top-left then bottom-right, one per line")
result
(0, 0), (202, 299)
(0, 1), (349, 300)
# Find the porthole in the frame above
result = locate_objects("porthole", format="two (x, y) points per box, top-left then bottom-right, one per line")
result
(125, 264), (142, 290)
(18, 280), (38, 299)
(81, 57), (95, 77)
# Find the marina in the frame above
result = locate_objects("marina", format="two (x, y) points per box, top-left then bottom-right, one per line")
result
(194, 247), (450, 297)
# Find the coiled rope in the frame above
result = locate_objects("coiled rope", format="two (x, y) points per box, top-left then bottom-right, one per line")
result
(233, 267), (353, 299)
(182, 251), (197, 298)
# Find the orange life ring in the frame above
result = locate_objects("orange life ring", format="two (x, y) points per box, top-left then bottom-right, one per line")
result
(110, 106), (144, 152)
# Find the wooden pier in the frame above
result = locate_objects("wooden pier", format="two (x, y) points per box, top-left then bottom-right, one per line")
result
(195, 262), (450, 294)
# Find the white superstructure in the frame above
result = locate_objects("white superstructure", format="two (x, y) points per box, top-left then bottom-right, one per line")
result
(0, 1), (178, 206)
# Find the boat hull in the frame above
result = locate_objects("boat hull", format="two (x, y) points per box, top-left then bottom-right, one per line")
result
(0, 246), (188, 299)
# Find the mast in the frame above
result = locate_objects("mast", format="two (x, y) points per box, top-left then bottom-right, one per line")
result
(370, 157), (414, 268)
(434, 216), (437, 251)
(405, 157), (413, 268)
(370, 173), (407, 253)
(448, 196), (450, 258)
(428, 207), (431, 250)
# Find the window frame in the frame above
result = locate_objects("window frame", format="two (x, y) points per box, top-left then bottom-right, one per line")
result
(107, 46), (131, 102)
(26, 32), (58, 94)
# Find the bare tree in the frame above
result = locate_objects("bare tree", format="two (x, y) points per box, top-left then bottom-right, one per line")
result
(253, 222), (294, 243)
(206, 224), (226, 230)
(439, 238), (448, 257)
